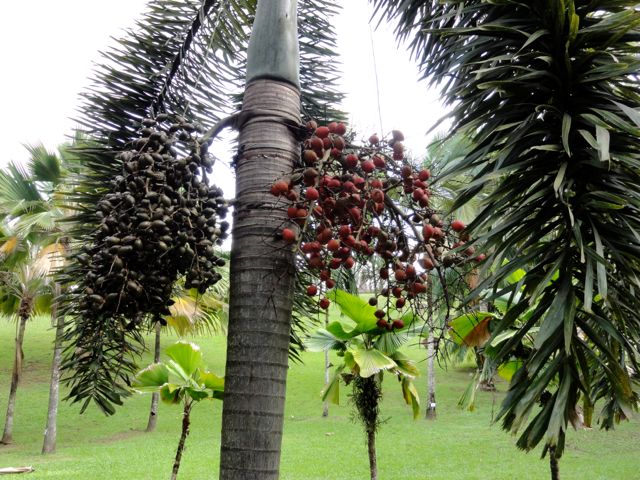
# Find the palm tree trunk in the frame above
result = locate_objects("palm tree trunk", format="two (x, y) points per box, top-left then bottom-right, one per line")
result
(1, 312), (28, 444)
(146, 322), (162, 433)
(367, 427), (378, 480)
(549, 446), (560, 480)
(425, 276), (436, 420)
(42, 284), (63, 453)
(219, 77), (300, 479)
(171, 400), (193, 480)
(322, 309), (330, 417)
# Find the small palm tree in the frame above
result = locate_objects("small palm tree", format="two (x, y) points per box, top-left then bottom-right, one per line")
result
(133, 341), (224, 480)
(307, 289), (420, 480)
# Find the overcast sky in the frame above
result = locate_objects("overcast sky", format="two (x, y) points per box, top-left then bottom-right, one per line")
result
(0, 0), (449, 178)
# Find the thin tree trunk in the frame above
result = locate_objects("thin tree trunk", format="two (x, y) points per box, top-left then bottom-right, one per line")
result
(426, 329), (437, 420)
(367, 427), (377, 480)
(425, 276), (436, 420)
(219, 79), (300, 479)
(42, 284), (63, 454)
(171, 401), (192, 480)
(146, 322), (162, 433)
(549, 446), (560, 480)
(582, 396), (593, 428)
(322, 309), (329, 417)
(1, 313), (28, 444)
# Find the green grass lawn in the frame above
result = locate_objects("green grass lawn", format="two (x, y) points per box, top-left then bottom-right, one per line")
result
(1, 316), (638, 479)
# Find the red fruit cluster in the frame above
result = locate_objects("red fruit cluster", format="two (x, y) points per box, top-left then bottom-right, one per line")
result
(271, 122), (482, 313)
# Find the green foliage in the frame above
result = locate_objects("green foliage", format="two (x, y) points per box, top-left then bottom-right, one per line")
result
(373, 0), (640, 458)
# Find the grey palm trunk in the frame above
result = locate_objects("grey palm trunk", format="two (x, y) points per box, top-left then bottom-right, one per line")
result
(219, 1), (300, 478)
(1, 302), (30, 444)
(42, 284), (63, 453)
(146, 322), (162, 433)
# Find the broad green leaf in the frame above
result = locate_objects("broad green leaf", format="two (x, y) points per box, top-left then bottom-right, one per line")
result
(186, 389), (210, 401)
(166, 341), (203, 377)
(612, 100), (640, 128)
(350, 347), (396, 378)
(448, 312), (495, 346)
(133, 363), (169, 389)
(159, 384), (182, 404)
(497, 359), (524, 381)
(390, 351), (420, 378)
(327, 289), (378, 332)
(326, 321), (358, 340)
(321, 366), (344, 405)
(198, 371), (224, 393)
(401, 377), (421, 419)
(306, 328), (344, 352)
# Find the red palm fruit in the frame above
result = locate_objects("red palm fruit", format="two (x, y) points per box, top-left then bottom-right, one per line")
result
(369, 133), (380, 145)
(414, 179), (426, 189)
(323, 137), (332, 150)
(465, 245), (476, 257)
(313, 205), (324, 217)
(319, 270), (331, 281)
(319, 297), (330, 309)
(327, 238), (340, 251)
(309, 136), (324, 151)
(419, 196), (430, 208)
(373, 155), (386, 169)
(386, 322), (394, 331)
(287, 206), (299, 218)
(308, 255), (324, 269)
(345, 153), (359, 169)
(373, 202), (384, 214)
(392, 286), (403, 298)
(285, 190), (299, 201)
(296, 209), (308, 220)
(328, 178), (342, 189)
(353, 175), (366, 189)
(379, 268), (389, 279)
(376, 319), (388, 329)
(419, 256), (435, 270)
(370, 178), (383, 189)
(371, 189), (384, 203)
(338, 225), (351, 237)
(307, 285), (318, 296)
(335, 123), (347, 135)
(401, 165), (413, 178)
(368, 226), (381, 236)
(343, 181), (356, 192)
(323, 197), (336, 209)
(361, 160), (375, 173)
(412, 188), (425, 201)
(344, 235), (357, 247)
(330, 148), (341, 158)
(344, 257), (355, 269)
(316, 228), (332, 244)
(380, 287), (389, 297)
(475, 253), (486, 262)
(328, 121), (338, 133)
(333, 136), (345, 150)
(325, 278), (336, 289)
(423, 224), (435, 239)
(305, 187), (319, 201)
(405, 265), (416, 278)
(433, 227), (444, 240)
(451, 219), (465, 232)
(306, 120), (318, 131)
(301, 241), (321, 253)
(282, 228), (296, 243)
(374, 309), (386, 319)
(418, 169), (431, 181)
(349, 207), (362, 222)
(395, 269), (407, 282)
(303, 167), (319, 180)
(337, 246), (351, 258)
(303, 149), (318, 164)
(396, 298), (406, 309)
(392, 130), (404, 142)
(315, 126), (330, 139)
(271, 180), (289, 196)
(368, 297), (378, 306)
(412, 282), (427, 294)
(329, 258), (342, 269)
(392, 141), (404, 155)
(392, 151), (404, 161)
(392, 319), (405, 329)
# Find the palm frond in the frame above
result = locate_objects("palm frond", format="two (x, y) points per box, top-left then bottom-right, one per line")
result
(373, 0), (640, 457)
(24, 143), (63, 186)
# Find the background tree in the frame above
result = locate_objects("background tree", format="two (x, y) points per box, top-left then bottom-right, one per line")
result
(373, 2), (640, 478)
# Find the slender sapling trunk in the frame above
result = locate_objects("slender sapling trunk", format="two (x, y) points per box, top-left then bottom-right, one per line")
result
(171, 400), (193, 480)
(42, 284), (63, 453)
(146, 322), (162, 432)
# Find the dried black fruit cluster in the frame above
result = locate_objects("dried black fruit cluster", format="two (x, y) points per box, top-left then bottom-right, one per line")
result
(75, 114), (229, 324)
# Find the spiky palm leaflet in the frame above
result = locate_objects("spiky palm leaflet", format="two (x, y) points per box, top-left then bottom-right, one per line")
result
(372, 0), (640, 467)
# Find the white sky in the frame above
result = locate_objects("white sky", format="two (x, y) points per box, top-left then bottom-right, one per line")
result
(0, 0), (449, 184)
